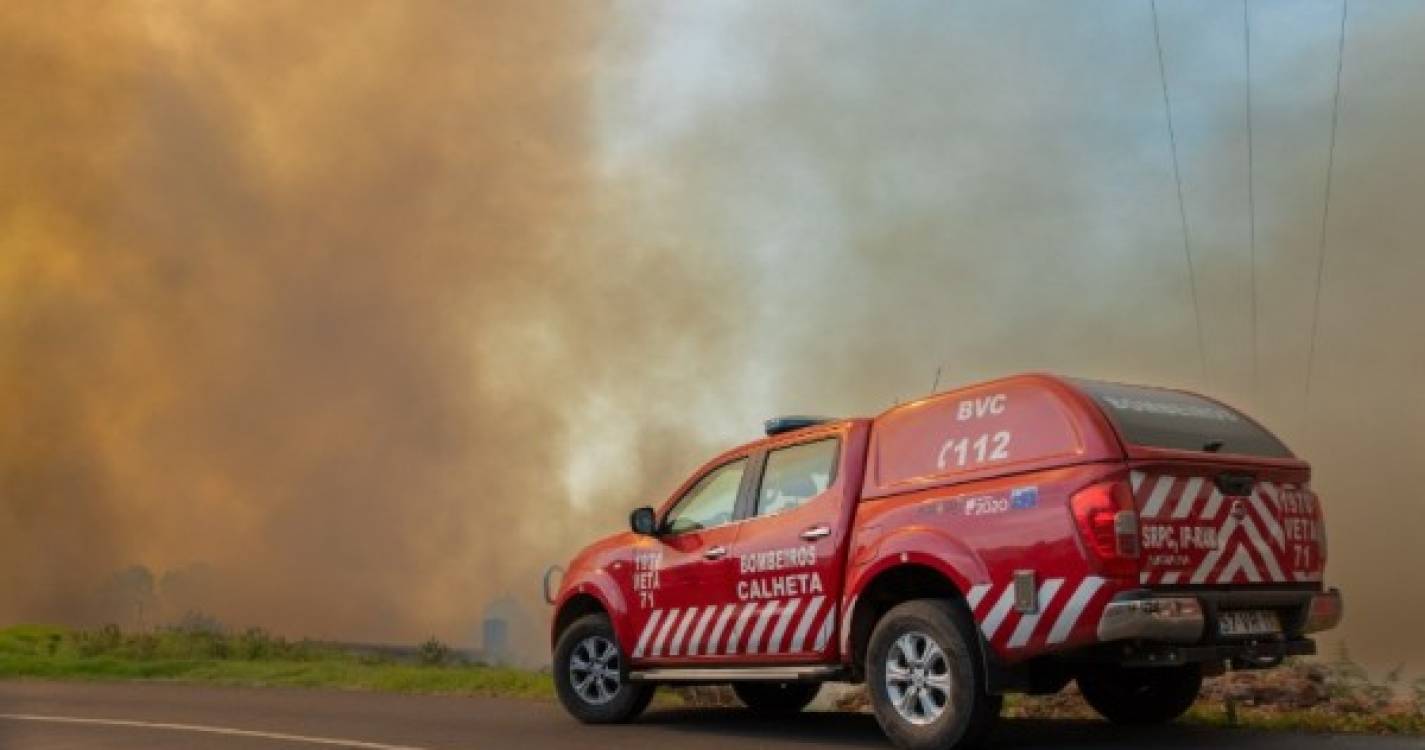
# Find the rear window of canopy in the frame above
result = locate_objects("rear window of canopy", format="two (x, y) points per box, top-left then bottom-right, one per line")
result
(1074, 379), (1292, 459)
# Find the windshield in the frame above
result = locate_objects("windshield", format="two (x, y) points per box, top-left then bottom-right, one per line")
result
(1074, 379), (1292, 458)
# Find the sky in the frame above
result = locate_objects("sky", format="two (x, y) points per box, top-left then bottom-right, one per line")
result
(2, 0), (1422, 670)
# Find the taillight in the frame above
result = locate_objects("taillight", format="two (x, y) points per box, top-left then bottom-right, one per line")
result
(1070, 479), (1140, 578)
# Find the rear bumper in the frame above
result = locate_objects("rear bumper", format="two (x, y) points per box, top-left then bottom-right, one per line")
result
(1302, 588), (1344, 634)
(1098, 596), (1205, 643)
(1097, 587), (1344, 644)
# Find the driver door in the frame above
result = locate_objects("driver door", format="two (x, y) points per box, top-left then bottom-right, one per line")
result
(628, 456), (751, 665)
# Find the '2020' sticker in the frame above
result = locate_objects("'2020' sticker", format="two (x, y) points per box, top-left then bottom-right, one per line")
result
(1010, 486), (1039, 510)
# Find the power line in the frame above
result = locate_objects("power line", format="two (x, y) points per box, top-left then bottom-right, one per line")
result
(1245, 0), (1260, 394)
(1151, 0), (1209, 385)
(1304, 0), (1350, 405)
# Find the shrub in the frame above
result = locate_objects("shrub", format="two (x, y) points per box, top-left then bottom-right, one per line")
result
(417, 638), (450, 666)
(235, 627), (277, 660)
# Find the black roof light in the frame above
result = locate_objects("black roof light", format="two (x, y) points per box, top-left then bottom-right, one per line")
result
(763, 415), (835, 437)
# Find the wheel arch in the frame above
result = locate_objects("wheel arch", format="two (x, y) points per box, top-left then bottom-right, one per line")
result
(844, 556), (1008, 691)
(552, 593), (609, 649)
(550, 569), (629, 651)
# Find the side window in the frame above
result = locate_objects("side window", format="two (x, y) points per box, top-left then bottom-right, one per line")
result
(755, 438), (839, 518)
(663, 458), (747, 534)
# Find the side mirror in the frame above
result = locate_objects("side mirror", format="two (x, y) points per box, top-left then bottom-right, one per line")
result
(629, 506), (658, 536)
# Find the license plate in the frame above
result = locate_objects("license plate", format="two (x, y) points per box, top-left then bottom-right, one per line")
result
(1219, 610), (1281, 637)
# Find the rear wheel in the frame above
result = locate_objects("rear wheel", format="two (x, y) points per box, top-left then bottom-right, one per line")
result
(866, 599), (1001, 750)
(732, 681), (820, 715)
(1077, 664), (1202, 725)
(553, 614), (654, 724)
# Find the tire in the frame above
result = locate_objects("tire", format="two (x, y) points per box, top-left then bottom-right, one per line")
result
(866, 599), (1002, 750)
(732, 681), (821, 715)
(553, 614), (654, 724)
(1077, 664), (1202, 725)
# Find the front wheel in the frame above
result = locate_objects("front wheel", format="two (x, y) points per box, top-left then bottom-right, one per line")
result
(732, 681), (820, 715)
(1077, 664), (1202, 725)
(866, 599), (1001, 750)
(553, 614), (654, 724)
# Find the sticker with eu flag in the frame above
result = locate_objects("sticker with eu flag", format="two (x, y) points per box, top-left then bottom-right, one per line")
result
(1010, 486), (1039, 510)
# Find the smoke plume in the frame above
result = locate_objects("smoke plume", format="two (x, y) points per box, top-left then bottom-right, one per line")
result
(0, 1), (741, 656)
(3, 1), (1423, 674)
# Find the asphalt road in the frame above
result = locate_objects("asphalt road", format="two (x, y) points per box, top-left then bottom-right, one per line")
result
(0, 680), (1421, 750)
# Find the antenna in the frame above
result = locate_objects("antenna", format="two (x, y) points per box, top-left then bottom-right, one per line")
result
(931, 366), (942, 394)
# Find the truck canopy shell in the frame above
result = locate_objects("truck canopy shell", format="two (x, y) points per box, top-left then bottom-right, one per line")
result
(861, 373), (1123, 500)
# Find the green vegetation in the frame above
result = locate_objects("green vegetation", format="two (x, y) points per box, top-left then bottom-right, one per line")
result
(4, 624), (1423, 735)
(0, 623), (553, 699)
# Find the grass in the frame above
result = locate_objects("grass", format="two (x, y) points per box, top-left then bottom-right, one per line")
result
(4, 624), (1422, 735)
(0, 623), (553, 700)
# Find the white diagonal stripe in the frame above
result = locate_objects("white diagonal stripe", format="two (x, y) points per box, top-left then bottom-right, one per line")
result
(1140, 571), (1153, 585)
(1130, 470), (1146, 493)
(966, 584), (991, 610)
(685, 606), (717, 657)
(1141, 475), (1176, 518)
(766, 598), (802, 653)
(667, 607), (700, 657)
(1007, 578), (1064, 649)
(1161, 571), (1181, 584)
(632, 609), (662, 658)
(1191, 514), (1239, 583)
(650, 608), (681, 657)
(1219, 545), (1261, 583)
(814, 608), (834, 650)
(1170, 477), (1204, 519)
(1259, 481), (1282, 512)
(1238, 516), (1286, 582)
(705, 604), (736, 656)
(1201, 488), (1225, 519)
(724, 602), (758, 655)
(788, 596), (825, 652)
(1248, 493), (1284, 547)
(746, 601), (781, 655)
(1047, 576), (1105, 644)
(979, 586), (1017, 641)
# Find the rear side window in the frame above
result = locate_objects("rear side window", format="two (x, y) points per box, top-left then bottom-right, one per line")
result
(1075, 379), (1291, 458)
(755, 438), (839, 517)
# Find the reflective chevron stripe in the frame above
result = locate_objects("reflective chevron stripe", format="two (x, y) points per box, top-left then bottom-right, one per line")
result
(1132, 470), (1305, 585)
(633, 598), (840, 660)
(966, 583), (992, 610)
(745, 601), (782, 655)
(667, 607), (699, 656)
(705, 603), (736, 655)
(765, 599), (801, 653)
(632, 609), (662, 658)
(1006, 578), (1064, 649)
(724, 603), (758, 656)
(685, 606), (717, 657)
(1047, 575), (1106, 644)
(649, 608), (681, 657)
(788, 596), (824, 653)
(979, 586), (1017, 641)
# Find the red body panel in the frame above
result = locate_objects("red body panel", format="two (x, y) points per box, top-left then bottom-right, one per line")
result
(553, 372), (1332, 671)
(845, 461), (1131, 663)
(1130, 462), (1324, 586)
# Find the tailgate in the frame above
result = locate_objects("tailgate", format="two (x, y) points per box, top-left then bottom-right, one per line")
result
(1132, 464), (1325, 587)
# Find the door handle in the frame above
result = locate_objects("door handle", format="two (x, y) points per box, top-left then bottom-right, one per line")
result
(703, 545), (728, 560)
(801, 525), (831, 541)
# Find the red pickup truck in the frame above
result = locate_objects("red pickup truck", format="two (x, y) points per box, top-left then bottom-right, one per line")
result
(548, 374), (1342, 749)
